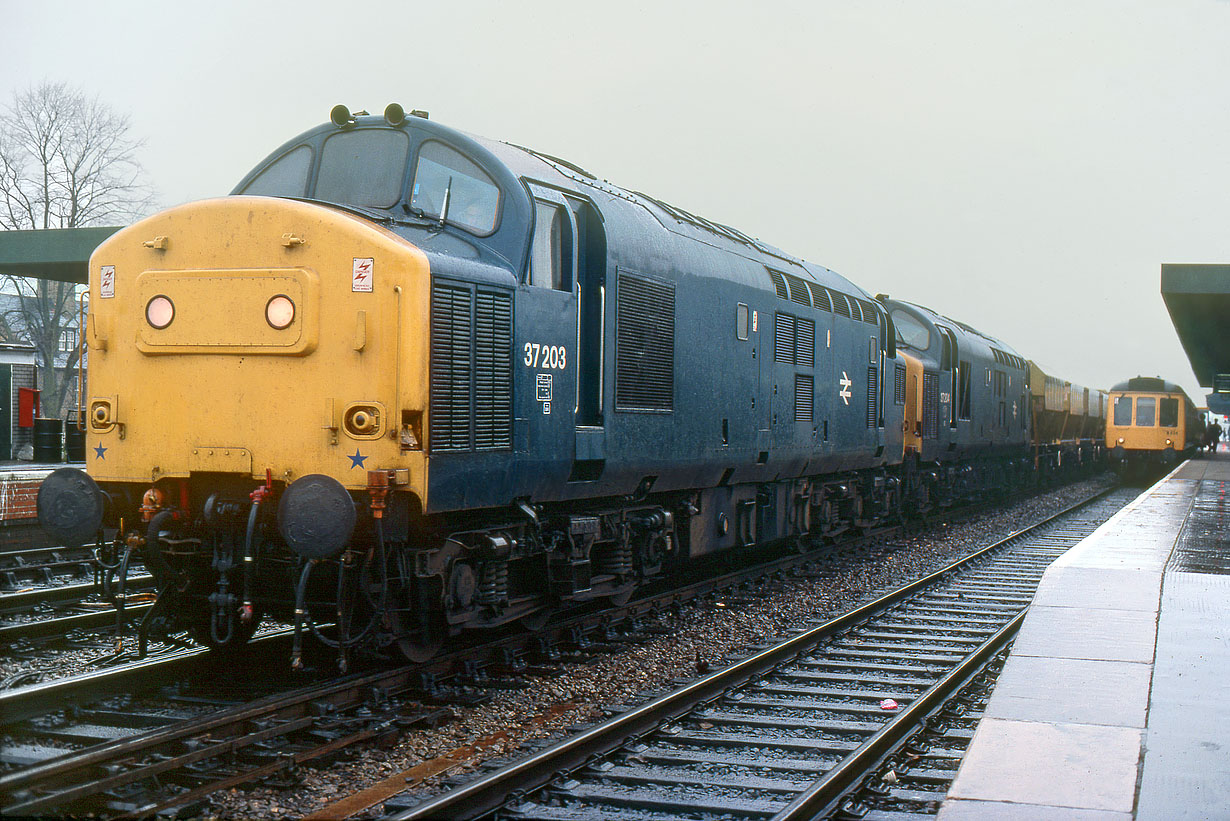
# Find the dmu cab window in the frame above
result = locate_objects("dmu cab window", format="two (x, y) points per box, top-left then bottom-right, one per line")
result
(316, 129), (409, 207)
(1159, 397), (1179, 428)
(1135, 396), (1156, 426)
(1114, 396), (1132, 426)
(240, 145), (313, 197)
(410, 141), (500, 235)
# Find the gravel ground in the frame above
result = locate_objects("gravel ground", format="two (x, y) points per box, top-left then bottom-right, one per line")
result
(192, 476), (1120, 820)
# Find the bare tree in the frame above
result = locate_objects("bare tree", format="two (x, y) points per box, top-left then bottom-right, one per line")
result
(0, 81), (153, 419)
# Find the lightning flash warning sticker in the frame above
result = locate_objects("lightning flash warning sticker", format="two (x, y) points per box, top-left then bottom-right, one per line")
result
(100, 265), (115, 298)
(352, 258), (374, 292)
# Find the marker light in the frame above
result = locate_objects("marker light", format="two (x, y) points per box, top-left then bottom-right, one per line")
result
(146, 296), (174, 329)
(266, 295), (295, 329)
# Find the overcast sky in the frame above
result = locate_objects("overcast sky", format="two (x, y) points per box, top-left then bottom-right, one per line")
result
(4, 0), (1227, 408)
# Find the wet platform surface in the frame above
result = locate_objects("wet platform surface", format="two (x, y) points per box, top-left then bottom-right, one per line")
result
(940, 450), (1229, 820)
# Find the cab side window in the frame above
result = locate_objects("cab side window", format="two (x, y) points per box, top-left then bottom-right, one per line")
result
(529, 200), (571, 290)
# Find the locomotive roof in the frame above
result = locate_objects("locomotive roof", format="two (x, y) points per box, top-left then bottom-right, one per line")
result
(233, 109), (870, 300)
(468, 129), (870, 296)
(889, 299), (1021, 356)
(1110, 376), (1189, 395)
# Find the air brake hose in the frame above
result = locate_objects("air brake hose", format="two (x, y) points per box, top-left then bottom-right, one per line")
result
(291, 559), (316, 671)
(241, 499), (260, 622)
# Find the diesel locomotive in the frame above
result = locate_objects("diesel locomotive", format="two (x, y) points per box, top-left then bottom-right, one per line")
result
(1106, 376), (1203, 475)
(38, 104), (1103, 665)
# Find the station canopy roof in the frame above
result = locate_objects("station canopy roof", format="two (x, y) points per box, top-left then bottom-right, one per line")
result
(1161, 263), (1230, 415)
(0, 227), (121, 284)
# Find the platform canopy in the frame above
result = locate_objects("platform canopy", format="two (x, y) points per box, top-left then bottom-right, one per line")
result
(0, 227), (121, 285)
(1161, 263), (1230, 415)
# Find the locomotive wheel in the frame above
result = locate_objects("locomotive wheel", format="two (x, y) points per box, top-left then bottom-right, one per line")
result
(518, 608), (551, 632)
(606, 584), (636, 607)
(396, 632), (445, 663)
(388, 608), (446, 663)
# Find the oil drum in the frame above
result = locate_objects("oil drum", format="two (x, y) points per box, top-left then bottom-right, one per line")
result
(33, 418), (63, 463)
(64, 422), (86, 462)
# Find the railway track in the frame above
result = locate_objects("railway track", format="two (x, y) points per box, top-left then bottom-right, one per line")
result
(0, 539), (156, 654)
(377, 487), (1134, 820)
(0, 482), (1121, 818)
(827, 648), (1006, 819)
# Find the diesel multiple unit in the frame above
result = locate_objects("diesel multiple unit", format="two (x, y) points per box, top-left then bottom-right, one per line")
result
(1106, 376), (1203, 474)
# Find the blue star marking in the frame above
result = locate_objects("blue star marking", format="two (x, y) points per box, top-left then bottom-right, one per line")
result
(94, 444), (107, 459)
(348, 449), (367, 469)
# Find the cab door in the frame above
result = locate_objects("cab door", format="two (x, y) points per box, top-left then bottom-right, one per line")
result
(518, 184), (578, 486)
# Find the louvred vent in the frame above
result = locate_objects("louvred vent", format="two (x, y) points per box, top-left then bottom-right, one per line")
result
(923, 371), (940, 439)
(795, 374), (814, 422)
(429, 280), (513, 452)
(615, 272), (675, 411)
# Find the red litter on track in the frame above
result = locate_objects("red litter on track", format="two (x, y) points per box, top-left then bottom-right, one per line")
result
(879, 699), (900, 710)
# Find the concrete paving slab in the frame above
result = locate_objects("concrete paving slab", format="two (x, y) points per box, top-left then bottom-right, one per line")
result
(1011, 605), (1157, 664)
(1136, 556), (1230, 818)
(984, 655), (1152, 728)
(938, 799), (1132, 821)
(1029, 566), (1161, 612)
(947, 717), (1142, 813)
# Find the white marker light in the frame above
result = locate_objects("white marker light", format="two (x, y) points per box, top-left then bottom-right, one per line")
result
(266, 295), (295, 329)
(146, 295), (174, 329)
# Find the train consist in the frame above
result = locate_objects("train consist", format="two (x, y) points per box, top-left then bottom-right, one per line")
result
(1105, 376), (1203, 474)
(38, 105), (1105, 664)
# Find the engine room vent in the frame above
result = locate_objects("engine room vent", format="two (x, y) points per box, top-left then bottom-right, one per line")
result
(766, 268), (788, 300)
(473, 290), (513, 449)
(795, 374), (814, 423)
(795, 317), (815, 367)
(895, 364), (906, 404)
(923, 371), (940, 439)
(856, 298), (879, 325)
(615, 272), (675, 412)
(807, 282), (832, 312)
(775, 313), (795, 364)
(831, 290), (852, 319)
(867, 366), (879, 428)
(429, 280), (513, 452)
(785, 273), (811, 306)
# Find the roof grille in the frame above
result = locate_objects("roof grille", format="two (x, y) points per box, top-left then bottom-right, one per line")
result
(808, 282), (831, 312)
(767, 268), (788, 300)
(831, 290), (851, 319)
(856, 297), (879, 325)
(785, 273), (811, 306)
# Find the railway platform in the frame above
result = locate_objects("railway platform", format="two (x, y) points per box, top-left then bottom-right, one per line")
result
(939, 449), (1230, 820)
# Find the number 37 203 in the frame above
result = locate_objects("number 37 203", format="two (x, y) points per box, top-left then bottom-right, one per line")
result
(524, 343), (566, 370)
